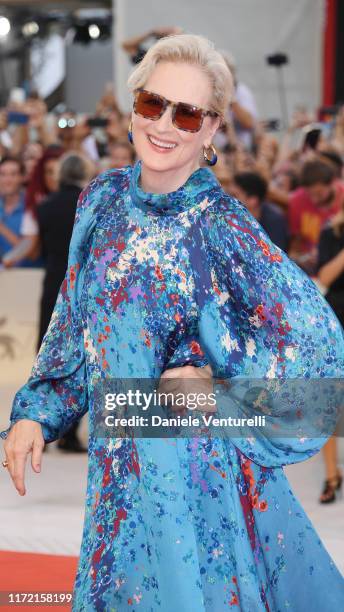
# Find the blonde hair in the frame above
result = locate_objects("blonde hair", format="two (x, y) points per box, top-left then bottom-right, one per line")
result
(220, 50), (236, 76)
(127, 33), (234, 118)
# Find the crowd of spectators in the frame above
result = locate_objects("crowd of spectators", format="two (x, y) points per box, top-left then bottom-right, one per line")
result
(1, 82), (343, 278)
(1, 64), (344, 302)
(0, 43), (343, 469)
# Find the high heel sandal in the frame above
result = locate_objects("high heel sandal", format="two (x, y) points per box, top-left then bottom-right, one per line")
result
(319, 471), (343, 504)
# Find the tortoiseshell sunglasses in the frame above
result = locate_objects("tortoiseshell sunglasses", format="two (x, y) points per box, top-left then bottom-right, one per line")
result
(133, 88), (219, 133)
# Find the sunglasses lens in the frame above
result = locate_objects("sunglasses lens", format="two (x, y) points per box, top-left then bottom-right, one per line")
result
(174, 104), (203, 131)
(135, 91), (164, 119)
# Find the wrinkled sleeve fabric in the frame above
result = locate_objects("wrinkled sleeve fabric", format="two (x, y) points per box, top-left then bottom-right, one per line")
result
(0, 175), (103, 443)
(165, 325), (209, 370)
(196, 196), (344, 467)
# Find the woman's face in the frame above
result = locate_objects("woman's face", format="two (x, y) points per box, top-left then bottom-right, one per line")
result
(131, 61), (220, 179)
(44, 158), (59, 193)
(23, 143), (43, 180)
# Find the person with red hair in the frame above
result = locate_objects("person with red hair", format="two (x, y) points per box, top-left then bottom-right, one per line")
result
(2, 145), (63, 267)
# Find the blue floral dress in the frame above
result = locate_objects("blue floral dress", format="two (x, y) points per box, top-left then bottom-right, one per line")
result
(2, 161), (344, 611)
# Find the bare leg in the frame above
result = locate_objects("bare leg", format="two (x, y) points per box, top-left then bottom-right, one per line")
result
(322, 437), (340, 480)
(319, 436), (342, 503)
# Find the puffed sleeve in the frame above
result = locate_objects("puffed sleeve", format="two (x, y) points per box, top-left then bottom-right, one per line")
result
(0, 175), (103, 443)
(196, 196), (344, 467)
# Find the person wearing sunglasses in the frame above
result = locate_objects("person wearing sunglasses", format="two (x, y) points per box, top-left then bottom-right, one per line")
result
(2, 34), (344, 611)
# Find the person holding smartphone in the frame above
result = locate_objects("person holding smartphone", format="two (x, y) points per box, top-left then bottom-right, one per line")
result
(288, 158), (344, 276)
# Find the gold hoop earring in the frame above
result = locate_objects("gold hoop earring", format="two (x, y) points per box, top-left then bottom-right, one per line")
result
(203, 144), (217, 166)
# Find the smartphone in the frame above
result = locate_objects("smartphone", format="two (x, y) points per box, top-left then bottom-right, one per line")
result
(7, 111), (29, 125)
(87, 117), (109, 128)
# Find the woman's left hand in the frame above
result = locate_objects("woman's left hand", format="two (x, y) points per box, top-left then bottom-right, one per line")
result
(158, 364), (216, 416)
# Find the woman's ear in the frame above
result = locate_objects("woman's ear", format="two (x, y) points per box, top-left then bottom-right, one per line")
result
(214, 115), (222, 133)
(203, 116), (221, 149)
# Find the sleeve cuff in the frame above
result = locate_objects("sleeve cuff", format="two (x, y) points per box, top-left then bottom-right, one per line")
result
(0, 419), (59, 444)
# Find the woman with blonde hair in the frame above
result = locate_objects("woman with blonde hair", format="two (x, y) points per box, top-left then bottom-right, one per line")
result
(1, 34), (344, 610)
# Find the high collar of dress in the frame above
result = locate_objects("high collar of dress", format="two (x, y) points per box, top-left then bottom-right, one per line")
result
(129, 159), (220, 216)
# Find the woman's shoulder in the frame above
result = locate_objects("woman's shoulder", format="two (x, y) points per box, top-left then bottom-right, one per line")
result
(76, 165), (132, 213)
(203, 188), (285, 262)
(208, 188), (264, 232)
(73, 166), (133, 232)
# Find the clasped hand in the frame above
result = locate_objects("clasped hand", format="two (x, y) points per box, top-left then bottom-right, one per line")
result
(2, 365), (215, 495)
(158, 363), (216, 417)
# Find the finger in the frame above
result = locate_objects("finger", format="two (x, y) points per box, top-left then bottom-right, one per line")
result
(3, 450), (13, 479)
(171, 408), (187, 417)
(202, 364), (213, 377)
(12, 451), (28, 496)
(3, 440), (15, 477)
(158, 380), (180, 397)
(204, 404), (217, 414)
(170, 404), (185, 414)
(170, 403), (187, 415)
(157, 381), (180, 399)
(31, 438), (44, 473)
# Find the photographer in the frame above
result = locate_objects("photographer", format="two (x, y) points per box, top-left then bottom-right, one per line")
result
(122, 27), (183, 64)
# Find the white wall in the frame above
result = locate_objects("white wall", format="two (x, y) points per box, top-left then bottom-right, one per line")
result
(66, 39), (114, 113)
(114, 0), (324, 121)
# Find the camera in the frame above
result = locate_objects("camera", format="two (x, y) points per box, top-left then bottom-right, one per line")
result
(87, 117), (109, 128)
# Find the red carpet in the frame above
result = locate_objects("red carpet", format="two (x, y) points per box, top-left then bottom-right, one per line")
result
(0, 551), (78, 611)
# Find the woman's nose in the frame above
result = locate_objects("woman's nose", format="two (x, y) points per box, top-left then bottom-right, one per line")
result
(154, 104), (175, 132)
